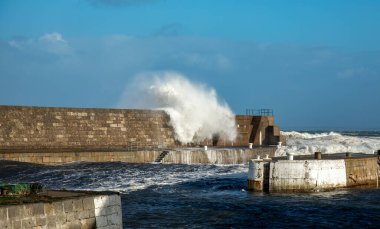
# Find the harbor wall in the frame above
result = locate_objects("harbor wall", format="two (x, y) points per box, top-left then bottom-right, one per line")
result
(0, 192), (122, 229)
(0, 105), (176, 151)
(0, 105), (283, 151)
(0, 147), (277, 165)
(248, 155), (379, 192)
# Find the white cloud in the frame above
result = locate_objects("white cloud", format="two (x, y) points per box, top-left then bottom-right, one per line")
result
(39, 32), (66, 43)
(38, 32), (71, 55)
(7, 32), (71, 56)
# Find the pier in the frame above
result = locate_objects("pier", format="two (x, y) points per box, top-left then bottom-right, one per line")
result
(248, 152), (380, 192)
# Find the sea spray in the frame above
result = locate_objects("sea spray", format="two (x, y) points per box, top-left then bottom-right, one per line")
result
(277, 131), (380, 156)
(119, 71), (237, 144)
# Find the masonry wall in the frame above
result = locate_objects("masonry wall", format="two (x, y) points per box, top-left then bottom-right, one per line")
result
(233, 115), (283, 146)
(0, 105), (176, 151)
(0, 106), (282, 154)
(0, 192), (122, 229)
(0, 147), (277, 165)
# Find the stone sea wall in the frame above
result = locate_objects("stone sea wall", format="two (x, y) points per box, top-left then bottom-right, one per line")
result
(0, 192), (122, 229)
(0, 105), (176, 151)
(0, 147), (277, 165)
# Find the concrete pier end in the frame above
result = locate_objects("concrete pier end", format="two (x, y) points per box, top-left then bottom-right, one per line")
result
(0, 190), (123, 229)
(247, 159), (269, 191)
(247, 153), (380, 192)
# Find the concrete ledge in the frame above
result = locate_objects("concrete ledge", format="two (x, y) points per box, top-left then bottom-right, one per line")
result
(0, 147), (277, 165)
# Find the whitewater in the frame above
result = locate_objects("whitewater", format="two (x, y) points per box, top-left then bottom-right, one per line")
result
(1, 130), (380, 228)
(277, 131), (380, 156)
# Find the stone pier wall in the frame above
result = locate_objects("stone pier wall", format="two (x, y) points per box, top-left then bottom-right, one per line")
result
(0, 105), (283, 152)
(0, 191), (122, 229)
(0, 105), (176, 151)
(0, 147), (277, 165)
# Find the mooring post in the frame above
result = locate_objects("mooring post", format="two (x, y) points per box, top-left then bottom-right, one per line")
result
(204, 145), (207, 151)
(259, 131), (262, 146)
(249, 143), (253, 149)
(314, 152), (322, 160)
(247, 159), (265, 191)
(286, 152), (294, 160)
(346, 152), (352, 158)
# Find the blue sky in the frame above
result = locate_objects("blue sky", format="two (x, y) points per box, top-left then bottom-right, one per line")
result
(1, 0), (380, 130)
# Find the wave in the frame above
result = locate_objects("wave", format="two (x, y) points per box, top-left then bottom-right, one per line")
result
(0, 162), (246, 194)
(277, 131), (380, 156)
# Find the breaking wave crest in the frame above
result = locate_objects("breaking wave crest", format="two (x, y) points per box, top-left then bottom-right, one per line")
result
(119, 71), (237, 144)
(277, 131), (380, 156)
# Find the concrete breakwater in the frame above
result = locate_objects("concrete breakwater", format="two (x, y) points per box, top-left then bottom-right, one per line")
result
(0, 190), (122, 229)
(0, 147), (277, 165)
(248, 153), (380, 192)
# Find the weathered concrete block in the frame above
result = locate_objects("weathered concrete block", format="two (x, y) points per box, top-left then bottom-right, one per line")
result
(55, 213), (68, 224)
(46, 217), (57, 228)
(94, 196), (109, 209)
(0, 220), (11, 229)
(32, 203), (45, 216)
(0, 207), (7, 220)
(21, 217), (36, 228)
(63, 199), (74, 212)
(73, 199), (84, 211)
(78, 210), (90, 220)
(52, 202), (64, 214)
(62, 221), (81, 229)
(12, 220), (22, 229)
(83, 197), (95, 210)
(95, 207), (107, 217)
(36, 216), (47, 226)
(96, 215), (108, 227)
(7, 205), (21, 219)
(80, 218), (96, 229)
(66, 211), (79, 222)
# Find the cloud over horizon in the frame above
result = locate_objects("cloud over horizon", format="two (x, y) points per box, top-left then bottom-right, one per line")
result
(1, 32), (380, 130)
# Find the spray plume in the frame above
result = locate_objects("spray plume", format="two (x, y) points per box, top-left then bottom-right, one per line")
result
(119, 71), (237, 144)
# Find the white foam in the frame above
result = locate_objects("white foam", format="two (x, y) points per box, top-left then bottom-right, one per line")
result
(30, 163), (247, 194)
(277, 131), (380, 156)
(119, 71), (237, 144)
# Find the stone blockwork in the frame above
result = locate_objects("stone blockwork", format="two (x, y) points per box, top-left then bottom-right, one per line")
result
(0, 147), (277, 165)
(0, 105), (283, 163)
(233, 115), (284, 147)
(0, 105), (176, 151)
(0, 151), (162, 165)
(0, 191), (122, 229)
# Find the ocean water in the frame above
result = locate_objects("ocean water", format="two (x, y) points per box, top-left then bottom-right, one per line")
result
(277, 130), (380, 156)
(1, 131), (380, 228)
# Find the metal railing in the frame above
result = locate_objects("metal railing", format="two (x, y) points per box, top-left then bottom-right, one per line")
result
(245, 109), (274, 116)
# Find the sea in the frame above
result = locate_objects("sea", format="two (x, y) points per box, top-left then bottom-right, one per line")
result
(1, 131), (380, 228)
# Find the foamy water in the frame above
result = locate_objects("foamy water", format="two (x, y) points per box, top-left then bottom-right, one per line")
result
(1, 159), (379, 228)
(119, 71), (237, 144)
(276, 131), (380, 156)
(0, 162), (246, 194)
